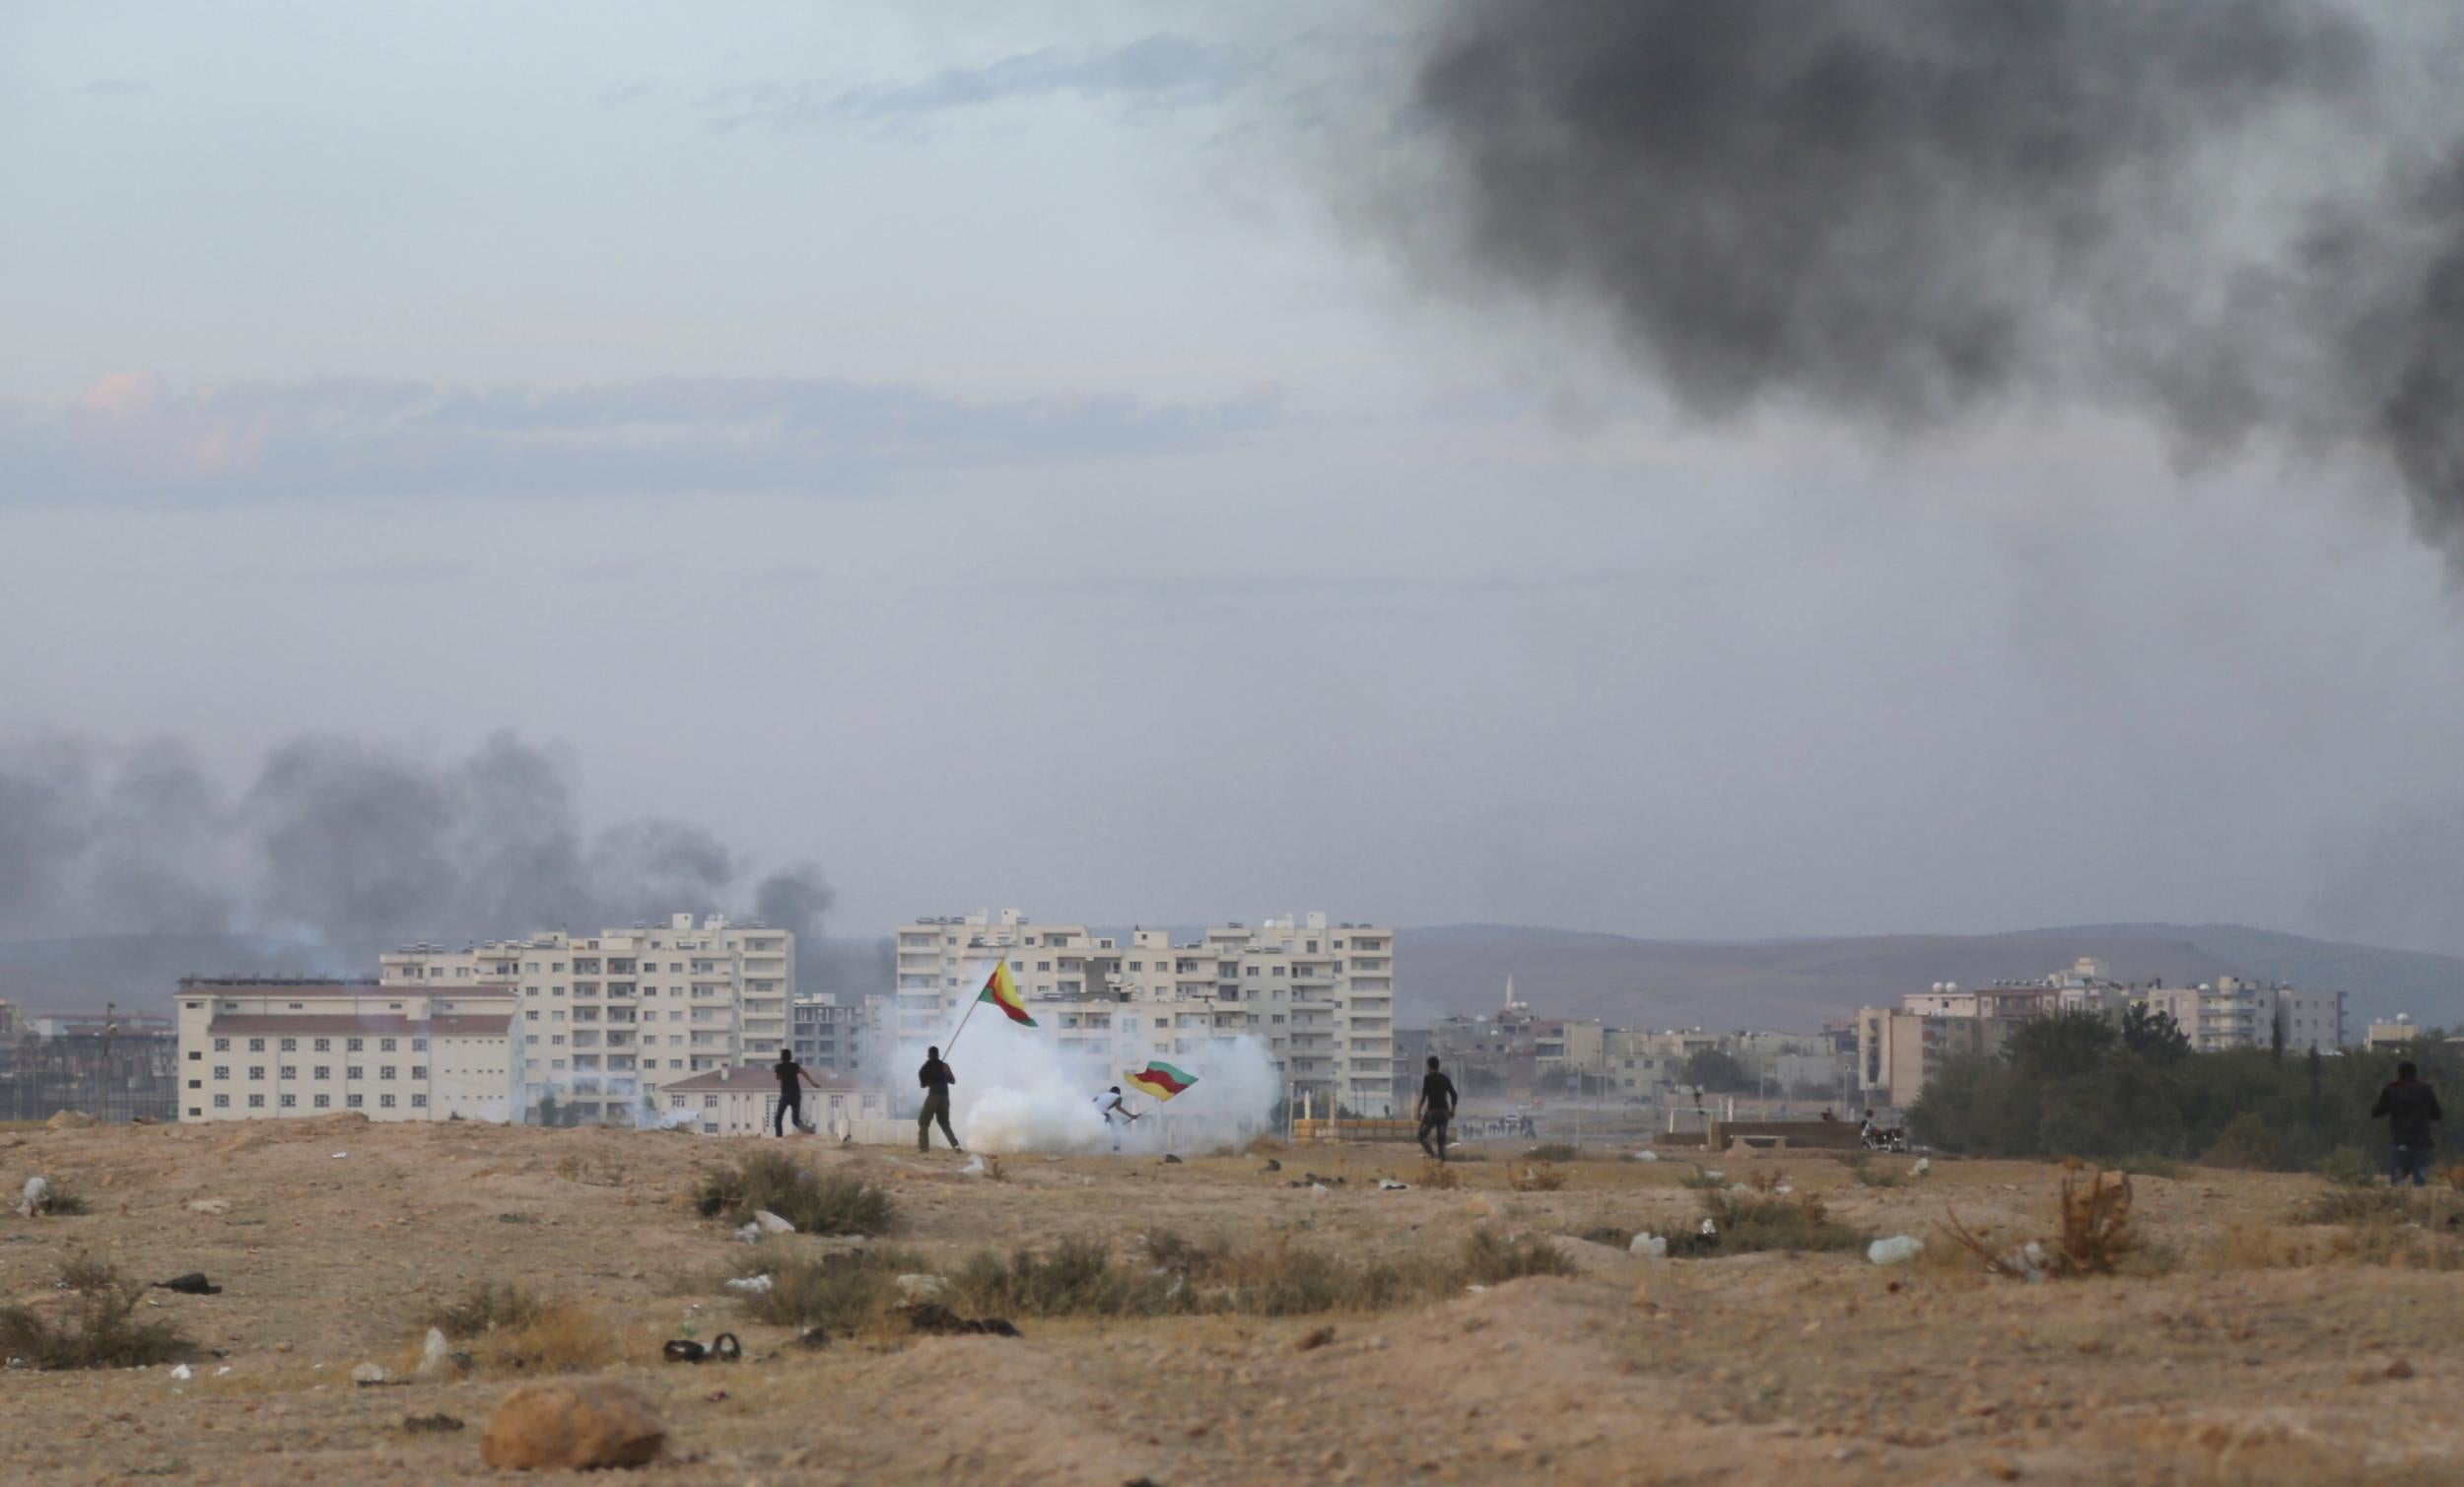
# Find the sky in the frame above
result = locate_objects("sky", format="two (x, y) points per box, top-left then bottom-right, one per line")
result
(5, 2), (2464, 956)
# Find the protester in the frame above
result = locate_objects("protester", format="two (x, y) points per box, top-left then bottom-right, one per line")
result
(917, 1046), (962, 1153)
(1415, 1055), (1458, 1162)
(2371, 1059), (2442, 1186)
(772, 1046), (820, 1137)
(1093, 1085), (1137, 1149)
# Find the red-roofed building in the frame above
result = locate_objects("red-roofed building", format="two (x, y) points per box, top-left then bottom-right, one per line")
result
(174, 978), (514, 1123)
(659, 1062), (887, 1137)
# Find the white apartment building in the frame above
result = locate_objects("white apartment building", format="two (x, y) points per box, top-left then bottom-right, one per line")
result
(173, 978), (514, 1123)
(893, 910), (1400, 1116)
(382, 912), (792, 1125)
(2143, 977), (2346, 1055)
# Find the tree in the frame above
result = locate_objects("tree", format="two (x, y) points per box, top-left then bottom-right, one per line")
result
(1682, 1048), (1750, 1093)
(2002, 1009), (2117, 1082)
(531, 1093), (560, 1128)
(2120, 1003), (2192, 1064)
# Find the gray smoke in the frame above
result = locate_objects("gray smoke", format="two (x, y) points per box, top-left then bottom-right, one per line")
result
(0, 731), (832, 952)
(1397, 1), (2464, 557)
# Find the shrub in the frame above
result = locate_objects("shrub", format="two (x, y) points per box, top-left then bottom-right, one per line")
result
(1845, 1155), (1901, 1188)
(2200, 1113), (2280, 1170)
(1459, 1229), (1578, 1285)
(2117, 1152), (2181, 1180)
(695, 1151), (895, 1236)
(2317, 1146), (2374, 1187)
(1681, 1190), (1868, 1256)
(0, 1260), (195, 1370)
(733, 1248), (920, 1333)
(422, 1281), (548, 1336)
(1525, 1143), (1580, 1164)
(1946, 1169), (2139, 1280)
(1509, 1163), (1567, 1192)
(1418, 1159), (1461, 1190)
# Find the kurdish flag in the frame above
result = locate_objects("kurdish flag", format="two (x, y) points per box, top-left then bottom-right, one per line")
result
(977, 959), (1036, 1027)
(1125, 1060), (1196, 1101)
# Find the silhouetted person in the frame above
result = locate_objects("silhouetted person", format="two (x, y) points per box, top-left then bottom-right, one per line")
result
(773, 1047), (817, 1137)
(2372, 1059), (2442, 1186)
(1416, 1055), (1458, 1162)
(917, 1046), (961, 1153)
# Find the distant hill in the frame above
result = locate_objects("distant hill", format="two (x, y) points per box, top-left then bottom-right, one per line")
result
(1395, 923), (2464, 1033)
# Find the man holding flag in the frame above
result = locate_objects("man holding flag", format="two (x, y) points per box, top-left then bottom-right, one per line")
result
(1093, 1085), (1138, 1150)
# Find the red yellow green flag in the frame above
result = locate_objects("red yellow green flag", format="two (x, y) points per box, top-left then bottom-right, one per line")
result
(1125, 1060), (1196, 1101)
(977, 960), (1035, 1027)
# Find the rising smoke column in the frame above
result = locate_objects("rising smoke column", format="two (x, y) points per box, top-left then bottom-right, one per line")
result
(1395, 0), (2464, 559)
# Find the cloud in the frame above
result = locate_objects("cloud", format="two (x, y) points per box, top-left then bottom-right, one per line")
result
(0, 372), (1276, 507)
(81, 78), (150, 97)
(708, 35), (1244, 131)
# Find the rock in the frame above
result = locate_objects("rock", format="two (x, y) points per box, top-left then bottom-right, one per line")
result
(1868, 1236), (1925, 1267)
(895, 1273), (949, 1301)
(415, 1327), (452, 1379)
(480, 1380), (666, 1471)
(403, 1413), (464, 1434)
(732, 1223), (762, 1244)
(1630, 1233), (1669, 1259)
(44, 1110), (97, 1131)
(1378, 1180), (1409, 1190)
(722, 1274), (773, 1294)
(899, 1302), (1020, 1337)
(1162, 1154), (1183, 1164)
(1294, 1325), (1336, 1352)
(154, 1273), (221, 1295)
(170, 1364), (193, 1381)
(1261, 1159), (1282, 1174)
(351, 1363), (394, 1386)
(16, 1176), (51, 1218)
(1465, 1193), (1505, 1218)
(185, 1200), (230, 1216)
(1633, 1150), (1660, 1163)
(752, 1209), (795, 1235)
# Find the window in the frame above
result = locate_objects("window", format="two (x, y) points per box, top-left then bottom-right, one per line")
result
(214, 1038), (231, 1051)
(280, 1093), (298, 1109)
(248, 1065), (265, 1081)
(279, 1065), (296, 1080)
(187, 1079), (200, 1090)
(188, 1107), (202, 1117)
(380, 1038), (396, 1052)
(247, 1094), (265, 1109)
(410, 1093), (427, 1108)
(347, 1038), (364, 1052)
(411, 1066), (427, 1081)
(314, 1094), (331, 1109)
(412, 1038), (428, 1051)
(213, 1065), (229, 1080)
(314, 1066), (330, 1080)
(187, 1050), (201, 1061)
(380, 1094), (397, 1109)
(347, 1094), (364, 1109)
(248, 1037), (265, 1051)
(279, 1037), (297, 1051)
(526, 1009), (539, 1021)
(314, 1038), (330, 1052)
(214, 1094), (230, 1109)
(347, 1066), (364, 1080)
(526, 1036), (539, 1046)
(552, 1035), (566, 1046)
(380, 1066), (396, 1080)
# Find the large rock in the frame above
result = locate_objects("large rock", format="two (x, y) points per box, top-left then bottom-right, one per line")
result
(481, 1381), (665, 1471)
(44, 1110), (97, 1131)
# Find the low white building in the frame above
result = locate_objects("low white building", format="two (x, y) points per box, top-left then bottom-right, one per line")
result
(174, 978), (515, 1123)
(659, 1063), (888, 1137)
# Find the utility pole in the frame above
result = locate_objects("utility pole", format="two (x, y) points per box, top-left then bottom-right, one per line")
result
(98, 1002), (116, 1124)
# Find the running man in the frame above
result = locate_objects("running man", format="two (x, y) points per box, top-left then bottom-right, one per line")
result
(917, 1046), (962, 1153)
(1093, 1085), (1138, 1149)
(2372, 1059), (2442, 1186)
(772, 1046), (819, 1137)
(1415, 1054), (1459, 1162)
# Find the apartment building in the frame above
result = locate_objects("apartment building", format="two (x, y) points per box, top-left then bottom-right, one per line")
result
(789, 995), (877, 1078)
(2143, 977), (2346, 1055)
(893, 910), (1399, 1116)
(382, 912), (792, 1125)
(173, 978), (514, 1122)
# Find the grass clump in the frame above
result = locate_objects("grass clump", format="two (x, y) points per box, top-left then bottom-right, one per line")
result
(1459, 1228), (1579, 1285)
(0, 1258), (195, 1370)
(694, 1150), (895, 1236)
(422, 1280), (549, 1336)
(1676, 1189), (1869, 1256)
(1946, 1169), (2142, 1280)
(2316, 1146), (2374, 1187)
(1844, 1154), (1901, 1188)
(730, 1247), (922, 1333)
(1508, 1162), (1567, 1192)
(1524, 1143), (1580, 1164)
(419, 1280), (620, 1374)
(1418, 1159), (1461, 1190)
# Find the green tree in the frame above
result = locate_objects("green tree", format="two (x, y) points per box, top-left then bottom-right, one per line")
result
(1682, 1048), (1751, 1093)
(2002, 1009), (2117, 1082)
(2119, 1003), (2192, 1064)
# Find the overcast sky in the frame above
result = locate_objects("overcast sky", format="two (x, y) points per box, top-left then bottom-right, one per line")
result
(6, 2), (2463, 955)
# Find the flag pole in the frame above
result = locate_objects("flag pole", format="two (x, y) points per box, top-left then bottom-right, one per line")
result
(942, 958), (1001, 1058)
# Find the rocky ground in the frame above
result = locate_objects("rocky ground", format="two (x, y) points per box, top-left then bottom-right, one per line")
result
(5, 1114), (2464, 1484)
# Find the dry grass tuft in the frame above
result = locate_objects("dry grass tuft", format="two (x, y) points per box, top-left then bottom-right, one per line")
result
(422, 1280), (548, 1336)
(418, 1280), (621, 1373)
(694, 1150), (896, 1236)
(1509, 1162), (1567, 1192)
(1946, 1169), (2138, 1280)
(730, 1248), (921, 1334)
(1524, 1143), (1580, 1164)
(1418, 1159), (1461, 1190)
(0, 1258), (196, 1370)
(1678, 1189), (1868, 1256)
(1845, 1154), (1901, 1188)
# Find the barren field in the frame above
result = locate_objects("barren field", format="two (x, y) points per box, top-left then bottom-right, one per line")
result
(6, 1114), (2464, 1485)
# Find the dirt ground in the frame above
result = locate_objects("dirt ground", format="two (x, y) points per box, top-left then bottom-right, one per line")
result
(5, 1114), (2464, 1485)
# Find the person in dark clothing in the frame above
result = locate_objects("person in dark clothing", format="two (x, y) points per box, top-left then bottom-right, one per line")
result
(1415, 1055), (1458, 1162)
(917, 1046), (961, 1153)
(2371, 1059), (2442, 1186)
(772, 1047), (818, 1137)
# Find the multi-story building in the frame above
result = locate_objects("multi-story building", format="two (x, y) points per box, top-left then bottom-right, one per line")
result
(790, 995), (878, 1078)
(893, 910), (1399, 1116)
(172, 978), (515, 1122)
(2143, 977), (2345, 1055)
(382, 912), (792, 1125)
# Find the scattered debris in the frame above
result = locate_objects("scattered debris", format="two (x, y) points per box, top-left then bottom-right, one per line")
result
(153, 1274), (220, 1296)
(1378, 1180), (1409, 1190)
(1261, 1159), (1282, 1174)
(497, 1213), (537, 1225)
(722, 1274), (774, 1295)
(1867, 1236), (1925, 1267)
(480, 1380), (666, 1471)
(169, 1364), (192, 1381)
(959, 1155), (988, 1178)
(182, 1200), (229, 1217)
(894, 1273), (949, 1301)
(1633, 1151), (1660, 1163)
(1310, 1183), (1330, 1195)
(351, 1362), (396, 1386)
(662, 1333), (739, 1364)
(414, 1327), (453, 1379)
(44, 1110), (97, 1131)
(794, 1327), (830, 1351)
(732, 1223), (762, 1244)
(1294, 1325), (1336, 1352)
(1697, 1218), (1718, 1238)
(1161, 1154), (1183, 1165)
(1912, 1158), (1932, 1178)
(1629, 1233), (1669, 1259)
(704, 1389), (729, 1403)
(330, 1152), (348, 1161)
(752, 1210), (796, 1235)
(710, 1332), (740, 1361)
(898, 1303), (1021, 1337)
(16, 1176), (50, 1219)
(403, 1412), (465, 1434)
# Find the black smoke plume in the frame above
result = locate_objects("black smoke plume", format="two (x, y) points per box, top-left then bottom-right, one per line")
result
(1398, 1), (2464, 557)
(0, 732), (832, 959)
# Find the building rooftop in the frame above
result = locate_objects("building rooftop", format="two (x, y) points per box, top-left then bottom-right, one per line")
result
(203, 1013), (513, 1037)
(663, 1064), (879, 1094)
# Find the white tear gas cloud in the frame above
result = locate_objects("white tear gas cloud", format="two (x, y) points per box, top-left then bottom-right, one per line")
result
(1387, 0), (2464, 563)
(0, 731), (831, 965)
(904, 1012), (1282, 1157)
